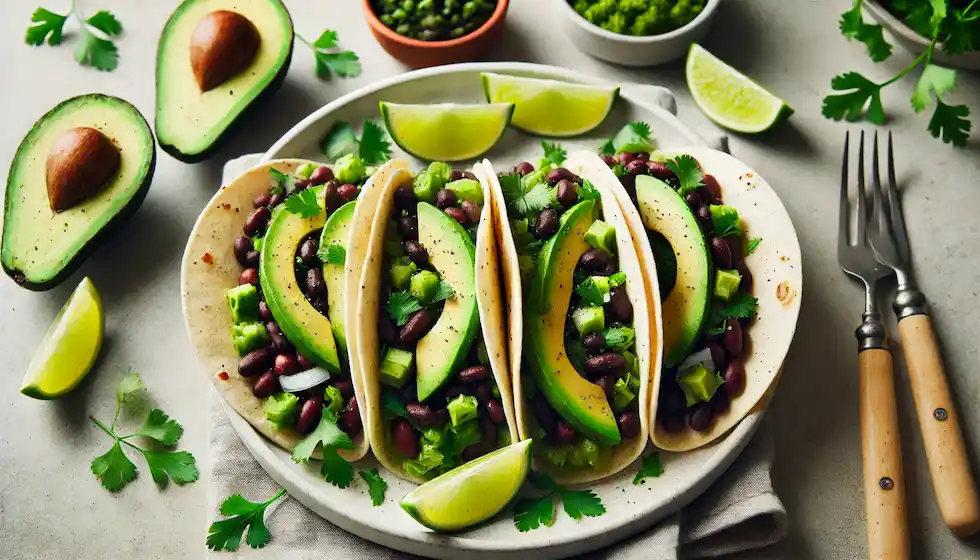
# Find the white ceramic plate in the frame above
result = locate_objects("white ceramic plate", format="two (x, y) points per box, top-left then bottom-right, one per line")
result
(221, 62), (769, 559)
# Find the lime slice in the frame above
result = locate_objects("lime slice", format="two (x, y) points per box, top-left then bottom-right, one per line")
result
(21, 277), (104, 399)
(380, 102), (513, 162)
(686, 44), (793, 133)
(401, 439), (532, 532)
(482, 73), (619, 137)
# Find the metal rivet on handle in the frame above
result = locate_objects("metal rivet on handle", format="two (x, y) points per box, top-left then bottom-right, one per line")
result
(879, 477), (894, 491)
(934, 408), (948, 421)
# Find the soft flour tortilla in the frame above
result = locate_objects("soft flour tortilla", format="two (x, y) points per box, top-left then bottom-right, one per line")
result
(355, 161), (520, 484)
(484, 159), (653, 485)
(566, 149), (803, 452)
(181, 159), (403, 460)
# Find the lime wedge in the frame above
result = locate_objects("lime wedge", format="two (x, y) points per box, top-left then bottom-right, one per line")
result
(21, 277), (104, 399)
(686, 44), (793, 133)
(401, 439), (532, 532)
(481, 73), (619, 137)
(380, 102), (513, 162)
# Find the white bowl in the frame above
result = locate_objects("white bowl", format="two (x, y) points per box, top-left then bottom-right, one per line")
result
(863, 0), (980, 71)
(555, 0), (720, 67)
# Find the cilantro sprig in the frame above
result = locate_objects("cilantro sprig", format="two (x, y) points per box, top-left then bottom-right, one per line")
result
(283, 189), (322, 219)
(26, 4), (122, 71)
(291, 408), (356, 487)
(665, 154), (704, 196)
(824, 0), (974, 146)
(633, 452), (664, 485)
(386, 284), (454, 325)
(89, 372), (199, 492)
(321, 120), (393, 166)
(207, 488), (288, 551)
(499, 173), (555, 216)
(297, 29), (362, 79)
(319, 244), (346, 265)
(512, 473), (606, 532)
(707, 291), (759, 326)
(540, 141), (567, 168)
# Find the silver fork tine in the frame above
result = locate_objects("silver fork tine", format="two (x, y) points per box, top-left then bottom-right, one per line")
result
(885, 132), (911, 262)
(856, 131), (867, 244)
(840, 131), (851, 247)
(872, 133), (888, 238)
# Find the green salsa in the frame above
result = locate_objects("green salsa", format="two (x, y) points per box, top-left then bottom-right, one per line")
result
(570, 0), (707, 36)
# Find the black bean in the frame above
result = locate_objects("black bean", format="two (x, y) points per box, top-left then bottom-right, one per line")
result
(404, 240), (428, 267)
(239, 348), (272, 377)
(723, 318), (743, 357)
(579, 249), (611, 272)
(689, 404), (714, 432)
(310, 166), (334, 186)
(616, 152), (635, 165)
(607, 286), (633, 323)
(274, 353), (298, 376)
(239, 268), (259, 286)
(695, 204), (712, 229)
(600, 154), (617, 168)
(398, 309), (434, 343)
(406, 402), (441, 428)
(338, 183), (359, 201)
(708, 343), (728, 372)
(702, 173), (722, 202)
(532, 399), (558, 433)
(583, 332), (606, 355)
(598, 262), (618, 276)
(298, 236), (319, 266)
(444, 206), (468, 225)
(633, 152), (649, 163)
(310, 297), (327, 314)
(252, 372), (280, 398)
(736, 261), (753, 292)
(513, 161), (535, 176)
(266, 321), (293, 354)
(458, 365), (490, 384)
(435, 188), (457, 209)
(584, 353), (626, 377)
(323, 182), (343, 213)
(595, 375), (616, 399)
(243, 207), (271, 236)
(711, 388), (730, 415)
(646, 160), (676, 180)
(684, 191), (701, 208)
(305, 268), (325, 299)
(392, 418), (419, 457)
(379, 313), (396, 345)
(556, 179), (578, 208)
(244, 250), (260, 268)
(724, 359), (746, 396)
(234, 236), (253, 266)
(449, 170), (465, 182)
(253, 193), (271, 208)
(461, 200), (481, 224)
(295, 396), (323, 434)
(710, 236), (733, 270)
(475, 381), (493, 403)
(268, 193), (284, 208)
(394, 185), (417, 212)
(258, 301), (272, 321)
(534, 209), (559, 239)
(625, 160), (648, 176)
(546, 167), (576, 186)
(661, 411), (686, 433)
(556, 421), (576, 444)
(618, 411), (641, 439)
(297, 353), (314, 370)
(398, 215), (419, 241)
(462, 171), (478, 181)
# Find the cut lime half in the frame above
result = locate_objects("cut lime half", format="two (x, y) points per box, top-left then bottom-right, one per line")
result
(380, 102), (514, 162)
(21, 277), (104, 399)
(686, 44), (793, 133)
(481, 73), (619, 137)
(401, 439), (532, 532)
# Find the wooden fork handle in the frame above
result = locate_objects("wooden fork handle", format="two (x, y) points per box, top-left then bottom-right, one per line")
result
(898, 314), (980, 537)
(860, 348), (910, 560)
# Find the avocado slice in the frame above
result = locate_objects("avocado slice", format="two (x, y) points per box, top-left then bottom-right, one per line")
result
(525, 200), (620, 446)
(260, 186), (340, 372)
(319, 200), (355, 362)
(414, 202), (479, 402)
(2, 94), (155, 291)
(635, 175), (713, 367)
(155, 0), (294, 162)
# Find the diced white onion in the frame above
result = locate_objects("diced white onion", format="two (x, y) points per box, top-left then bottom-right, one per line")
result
(279, 367), (331, 393)
(678, 347), (715, 373)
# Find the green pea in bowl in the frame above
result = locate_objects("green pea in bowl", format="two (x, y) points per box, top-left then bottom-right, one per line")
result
(556, 0), (721, 66)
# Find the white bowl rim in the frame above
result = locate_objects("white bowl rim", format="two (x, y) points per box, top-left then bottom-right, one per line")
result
(556, 0), (721, 43)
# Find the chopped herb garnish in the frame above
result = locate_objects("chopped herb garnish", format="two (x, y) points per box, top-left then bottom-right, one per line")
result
(665, 154), (704, 196)
(540, 141), (567, 167)
(291, 409), (356, 488)
(297, 29), (362, 79)
(602, 325), (635, 353)
(746, 237), (762, 255)
(575, 278), (606, 307)
(26, 6), (123, 71)
(207, 488), (287, 551)
(360, 469), (388, 506)
(598, 139), (616, 156)
(319, 244), (346, 266)
(513, 473), (605, 531)
(386, 291), (423, 326)
(708, 291), (759, 326)
(320, 119), (392, 166)
(709, 205), (742, 238)
(578, 179), (602, 202)
(633, 452), (664, 485)
(499, 173), (554, 216)
(283, 189), (322, 219)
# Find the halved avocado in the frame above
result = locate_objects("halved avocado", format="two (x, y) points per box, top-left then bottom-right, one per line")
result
(260, 186), (340, 372)
(2, 94), (156, 291)
(320, 200), (355, 363)
(155, 0), (294, 162)
(415, 201), (480, 402)
(525, 200), (620, 446)
(634, 175), (712, 366)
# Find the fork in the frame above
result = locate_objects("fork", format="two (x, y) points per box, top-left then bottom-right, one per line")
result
(839, 131), (909, 560)
(868, 132), (980, 537)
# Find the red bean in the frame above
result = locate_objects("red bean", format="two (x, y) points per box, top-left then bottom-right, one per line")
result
(239, 268), (259, 286)
(323, 182), (343, 213)
(398, 309), (434, 343)
(394, 185), (417, 213)
(633, 152), (649, 163)
(404, 240), (428, 267)
(253, 193), (271, 208)
(310, 166), (334, 186)
(661, 411), (685, 433)
(595, 375), (616, 399)
(583, 332), (605, 355)
(546, 167), (575, 186)
(462, 171), (478, 181)
(274, 353), (298, 376)
(482, 419), (498, 444)
(513, 161), (535, 176)
(244, 250), (260, 268)
(258, 301), (272, 321)
(462, 443), (489, 462)
(647, 160), (675, 180)
(435, 188), (457, 209)
(265, 321), (293, 354)
(601, 154), (617, 167)
(398, 215), (419, 240)
(702, 174), (722, 201)
(293, 179), (310, 192)
(297, 353), (314, 370)
(268, 193), (284, 208)
(239, 348), (272, 377)
(556, 179), (578, 208)
(556, 421), (576, 444)
(392, 418), (419, 457)
(252, 372), (280, 398)
(295, 396), (323, 434)
(689, 404), (713, 432)
(625, 160), (648, 176)
(305, 268), (325, 299)
(616, 152), (635, 165)
(584, 353), (626, 377)
(234, 236), (253, 266)
(338, 183), (359, 201)
(579, 249), (612, 272)
(244, 207), (271, 236)
(298, 236), (318, 265)
(736, 261), (753, 293)
(339, 398), (362, 436)
(487, 399), (506, 424)
(334, 379), (354, 399)
(710, 236), (733, 270)
(618, 411), (641, 439)
(458, 365), (490, 384)
(406, 402), (440, 428)
(607, 286), (633, 323)
(724, 359), (746, 396)
(532, 399), (558, 433)
(723, 318), (743, 357)
(534, 209), (559, 239)
(461, 200), (481, 224)
(444, 206), (468, 226)
(475, 381), (493, 403)
(708, 343), (728, 372)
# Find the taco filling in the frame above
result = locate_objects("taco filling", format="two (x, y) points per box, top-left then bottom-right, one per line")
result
(597, 132), (755, 435)
(375, 163), (511, 480)
(499, 161), (642, 472)
(226, 158), (372, 439)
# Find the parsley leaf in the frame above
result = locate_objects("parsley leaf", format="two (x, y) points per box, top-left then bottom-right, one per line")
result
(86, 10), (122, 36)
(291, 409), (355, 464)
(319, 244), (346, 266)
(633, 452), (664, 485)
(302, 29), (362, 79)
(360, 469), (388, 506)
(321, 121), (359, 161)
(359, 121), (393, 166)
(142, 450), (199, 487)
(929, 99), (972, 147)
(665, 155), (704, 196)
(540, 141), (567, 167)
(135, 408), (184, 446)
(91, 441), (137, 492)
(74, 29), (118, 71)
(207, 489), (287, 551)
(746, 237), (762, 255)
(513, 495), (555, 532)
(284, 189), (322, 219)
(25, 8), (67, 45)
(598, 139), (616, 156)
(561, 489), (606, 520)
(387, 291), (423, 326)
(823, 72), (885, 124)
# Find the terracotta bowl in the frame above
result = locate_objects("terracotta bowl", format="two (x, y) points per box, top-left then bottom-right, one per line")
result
(363, 0), (510, 68)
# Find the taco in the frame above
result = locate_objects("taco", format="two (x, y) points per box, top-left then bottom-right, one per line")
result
(356, 161), (519, 484)
(182, 157), (406, 460)
(485, 158), (654, 484)
(565, 143), (801, 452)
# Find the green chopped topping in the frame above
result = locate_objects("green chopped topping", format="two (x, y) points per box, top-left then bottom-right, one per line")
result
(226, 284), (259, 324)
(262, 393), (299, 431)
(447, 394), (479, 427)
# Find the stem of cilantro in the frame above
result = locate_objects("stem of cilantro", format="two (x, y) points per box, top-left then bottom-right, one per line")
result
(880, 40), (934, 88)
(265, 488), (288, 506)
(295, 34), (312, 48)
(91, 415), (118, 440)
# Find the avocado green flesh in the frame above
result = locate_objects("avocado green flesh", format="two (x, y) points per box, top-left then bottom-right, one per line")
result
(634, 175), (712, 367)
(155, 0), (294, 161)
(415, 202), (479, 402)
(260, 186), (340, 372)
(320, 201), (355, 363)
(1, 95), (155, 290)
(525, 200), (620, 446)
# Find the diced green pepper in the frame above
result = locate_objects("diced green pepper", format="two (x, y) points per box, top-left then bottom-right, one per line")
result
(262, 392), (299, 431)
(227, 284), (259, 324)
(232, 322), (270, 356)
(447, 394), (479, 427)
(677, 363), (721, 406)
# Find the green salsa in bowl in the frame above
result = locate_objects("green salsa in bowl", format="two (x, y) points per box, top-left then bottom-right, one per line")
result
(569, 0), (707, 37)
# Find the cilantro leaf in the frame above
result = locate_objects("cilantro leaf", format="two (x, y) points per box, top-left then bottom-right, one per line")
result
(633, 452), (664, 485)
(313, 30), (338, 49)
(578, 179), (602, 202)
(502, 172), (555, 216)
(528, 472), (559, 491)
(321, 447), (356, 488)
(710, 205), (742, 237)
(387, 291), (423, 326)
(116, 370), (143, 404)
(928, 0), (948, 32)
(74, 29), (119, 71)
(928, 99), (971, 147)
(513, 495), (555, 532)
(284, 189), (322, 219)
(381, 389), (412, 421)
(207, 489), (287, 551)
(319, 244), (346, 266)
(422, 281), (454, 306)
(746, 237), (762, 255)
(360, 469), (388, 506)
(142, 450), (200, 487)
(292, 409), (355, 464)
(86, 11), (122, 36)
(135, 408), (184, 446)
(25, 8), (67, 46)
(629, 121), (652, 140)
(603, 326), (635, 353)
(358, 121), (392, 165)
(665, 155), (704, 195)
(575, 278), (607, 307)
(912, 64), (958, 112)
(316, 51), (362, 79)
(540, 141), (567, 167)
(268, 168), (291, 196)
(598, 139), (616, 156)
(91, 441), (137, 492)
(321, 121), (360, 161)
(560, 489), (606, 520)
(822, 72), (885, 124)
(709, 292), (759, 325)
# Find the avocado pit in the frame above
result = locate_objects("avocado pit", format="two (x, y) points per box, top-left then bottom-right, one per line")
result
(190, 10), (261, 92)
(45, 127), (121, 212)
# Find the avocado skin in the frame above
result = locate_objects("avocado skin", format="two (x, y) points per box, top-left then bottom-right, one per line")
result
(154, 0), (295, 164)
(2, 95), (157, 291)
